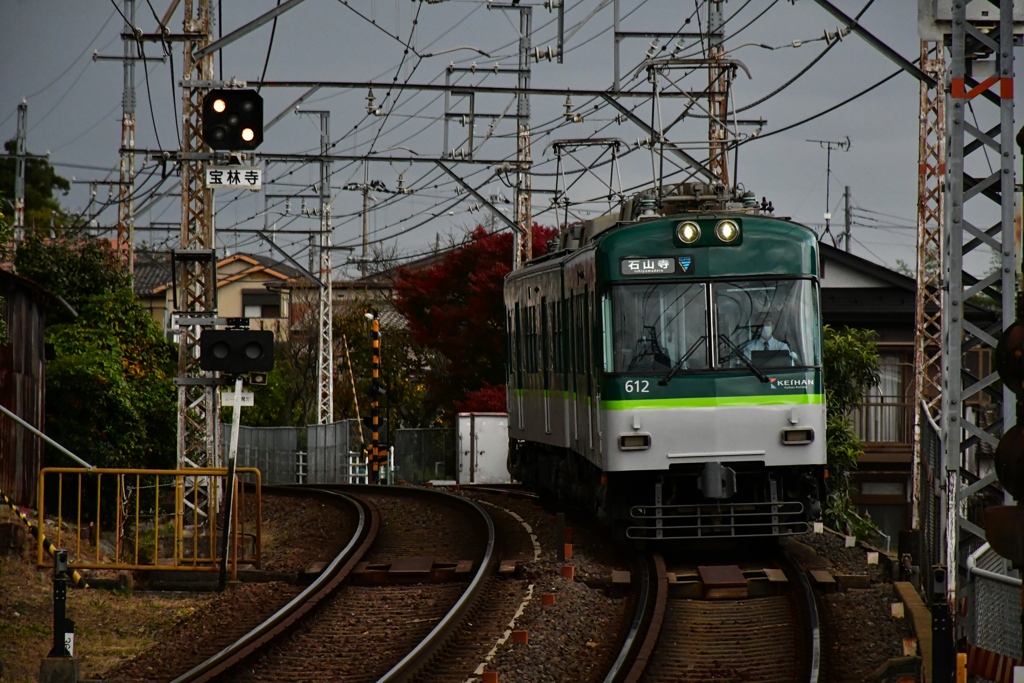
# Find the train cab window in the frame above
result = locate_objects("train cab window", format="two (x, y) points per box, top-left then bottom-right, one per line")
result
(712, 279), (820, 370)
(605, 283), (709, 374)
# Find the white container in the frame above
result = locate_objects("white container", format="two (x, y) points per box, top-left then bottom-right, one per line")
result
(457, 412), (509, 485)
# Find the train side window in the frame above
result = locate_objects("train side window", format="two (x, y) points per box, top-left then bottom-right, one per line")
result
(514, 302), (523, 378)
(541, 297), (550, 384)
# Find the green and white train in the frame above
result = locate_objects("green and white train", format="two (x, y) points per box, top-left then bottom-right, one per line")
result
(504, 184), (825, 540)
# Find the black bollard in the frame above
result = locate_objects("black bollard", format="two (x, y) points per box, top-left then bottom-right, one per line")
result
(48, 549), (70, 658)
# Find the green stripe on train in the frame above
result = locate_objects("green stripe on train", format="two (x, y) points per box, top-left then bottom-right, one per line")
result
(600, 394), (823, 410)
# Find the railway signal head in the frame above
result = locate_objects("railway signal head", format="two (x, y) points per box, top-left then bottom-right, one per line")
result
(202, 89), (263, 150)
(995, 319), (1024, 394)
(199, 330), (275, 374)
(365, 378), (387, 400)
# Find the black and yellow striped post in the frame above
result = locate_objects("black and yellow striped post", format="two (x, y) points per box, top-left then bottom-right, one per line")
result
(364, 311), (386, 484)
(2, 490), (87, 588)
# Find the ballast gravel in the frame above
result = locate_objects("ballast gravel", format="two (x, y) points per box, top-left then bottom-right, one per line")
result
(460, 490), (629, 683)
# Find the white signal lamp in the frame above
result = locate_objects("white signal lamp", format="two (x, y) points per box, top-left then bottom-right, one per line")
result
(212, 98), (227, 113)
(241, 128), (255, 142)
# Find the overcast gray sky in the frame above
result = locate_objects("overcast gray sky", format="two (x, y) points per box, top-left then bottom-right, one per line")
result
(1, 0), (1019, 277)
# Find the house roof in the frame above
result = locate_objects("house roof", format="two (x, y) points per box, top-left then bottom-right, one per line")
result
(147, 252), (304, 294)
(819, 243), (916, 291)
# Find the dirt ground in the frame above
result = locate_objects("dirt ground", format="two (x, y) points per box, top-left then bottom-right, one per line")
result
(0, 493), (349, 683)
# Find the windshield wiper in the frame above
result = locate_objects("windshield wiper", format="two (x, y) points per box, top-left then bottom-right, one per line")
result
(658, 335), (707, 386)
(717, 334), (770, 383)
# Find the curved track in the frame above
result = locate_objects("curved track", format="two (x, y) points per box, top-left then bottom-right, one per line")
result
(605, 548), (820, 683)
(171, 485), (495, 683)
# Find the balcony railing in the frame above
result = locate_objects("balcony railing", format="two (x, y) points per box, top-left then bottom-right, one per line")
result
(851, 398), (913, 446)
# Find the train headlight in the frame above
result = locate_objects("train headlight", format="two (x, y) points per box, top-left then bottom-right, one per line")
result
(676, 221), (701, 244)
(715, 220), (739, 242)
(781, 428), (814, 445)
(619, 433), (651, 451)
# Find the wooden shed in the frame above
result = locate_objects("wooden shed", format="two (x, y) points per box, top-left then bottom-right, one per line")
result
(0, 270), (50, 508)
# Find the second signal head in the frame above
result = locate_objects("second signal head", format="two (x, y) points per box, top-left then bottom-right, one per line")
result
(202, 89), (263, 150)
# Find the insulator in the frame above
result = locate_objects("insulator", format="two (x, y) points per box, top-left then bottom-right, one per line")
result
(646, 40), (659, 58)
(365, 88), (376, 115)
(564, 94), (573, 121)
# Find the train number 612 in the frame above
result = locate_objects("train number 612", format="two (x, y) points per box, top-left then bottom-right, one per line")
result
(624, 380), (650, 393)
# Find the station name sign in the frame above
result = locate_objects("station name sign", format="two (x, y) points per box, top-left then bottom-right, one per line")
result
(620, 256), (694, 276)
(206, 166), (262, 190)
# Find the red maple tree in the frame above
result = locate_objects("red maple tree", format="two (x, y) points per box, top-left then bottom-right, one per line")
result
(394, 224), (556, 413)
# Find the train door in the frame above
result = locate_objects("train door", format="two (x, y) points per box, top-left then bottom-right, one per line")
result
(514, 301), (524, 430)
(568, 290), (579, 446)
(584, 284), (594, 453)
(542, 296), (551, 434)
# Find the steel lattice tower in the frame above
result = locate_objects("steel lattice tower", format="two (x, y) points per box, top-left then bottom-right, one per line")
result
(707, 0), (730, 187)
(943, 0), (1017, 622)
(912, 39), (945, 533)
(177, 0), (218, 519)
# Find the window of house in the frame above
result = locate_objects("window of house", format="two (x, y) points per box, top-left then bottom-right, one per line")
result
(242, 289), (282, 318)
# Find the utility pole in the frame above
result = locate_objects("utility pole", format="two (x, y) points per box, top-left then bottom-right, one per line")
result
(176, 0), (218, 524)
(707, 0), (729, 187)
(843, 185), (851, 253)
(341, 166), (389, 275)
(806, 137), (850, 244)
(515, 5), (533, 268)
(13, 101), (26, 248)
(297, 110), (333, 425)
(119, 0), (136, 274)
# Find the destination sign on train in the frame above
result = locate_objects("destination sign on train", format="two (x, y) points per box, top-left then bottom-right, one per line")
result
(620, 257), (682, 276)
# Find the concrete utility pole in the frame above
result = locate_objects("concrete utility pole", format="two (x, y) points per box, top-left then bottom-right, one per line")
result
(707, 0), (729, 187)
(843, 186), (851, 253)
(515, 5), (533, 269)
(297, 110), (333, 425)
(13, 101), (26, 247)
(118, 0), (136, 275)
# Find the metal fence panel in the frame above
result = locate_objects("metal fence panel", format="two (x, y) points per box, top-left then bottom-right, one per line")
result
(306, 421), (353, 484)
(221, 424), (300, 485)
(394, 428), (455, 485)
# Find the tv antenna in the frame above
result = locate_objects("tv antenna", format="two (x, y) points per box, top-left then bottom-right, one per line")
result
(807, 137), (851, 245)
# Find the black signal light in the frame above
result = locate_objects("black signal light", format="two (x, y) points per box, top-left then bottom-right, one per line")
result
(365, 378), (387, 400)
(199, 330), (275, 374)
(995, 319), (1024, 394)
(202, 89), (263, 150)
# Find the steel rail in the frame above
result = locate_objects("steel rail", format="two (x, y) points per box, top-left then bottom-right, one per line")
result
(602, 553), (652, 683)
(374, 488), (496, 683)
(780, 549), (821, 683)
(171, 489), (379, 683)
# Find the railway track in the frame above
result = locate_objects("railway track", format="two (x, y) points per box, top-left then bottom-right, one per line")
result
(170, 484), (495, 683)
(606, 547), (820, 683)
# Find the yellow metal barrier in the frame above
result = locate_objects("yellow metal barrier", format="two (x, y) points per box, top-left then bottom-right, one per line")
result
(37, 468), (261, 574)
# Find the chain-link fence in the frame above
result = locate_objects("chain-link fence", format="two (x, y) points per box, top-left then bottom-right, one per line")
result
(393, 428), (455, 485)
(968, 544), (1022, 660)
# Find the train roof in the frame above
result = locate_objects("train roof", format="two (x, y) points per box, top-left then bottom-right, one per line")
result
(515, 212), (819, 282)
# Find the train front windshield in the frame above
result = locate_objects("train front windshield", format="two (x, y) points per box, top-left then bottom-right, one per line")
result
(603, 279), (820, 374)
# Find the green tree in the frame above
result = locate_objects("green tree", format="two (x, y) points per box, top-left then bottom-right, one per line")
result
(0, 209), (11, 344)
(822, 325), (881, 538)
(14, 230), (130, 323)
(0, 138), (71, 228)
(46, 288), (177, 469)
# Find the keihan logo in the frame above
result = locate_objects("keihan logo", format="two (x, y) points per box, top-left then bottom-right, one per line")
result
(679, 256), (692, 272)
(770, 377), (813, 390)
